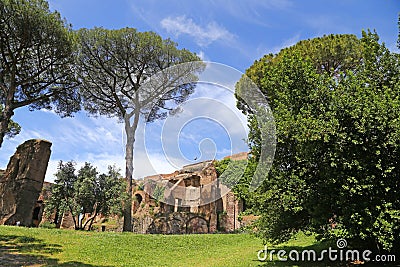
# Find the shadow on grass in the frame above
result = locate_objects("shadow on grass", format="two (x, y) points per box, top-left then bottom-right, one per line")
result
(0, 234), (110, 267)
(253, 239), (399, 267)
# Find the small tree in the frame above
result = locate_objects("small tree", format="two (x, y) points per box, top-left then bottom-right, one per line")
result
(45, 161), (79, 228)
(0, 0), (80, 147)
(46, 161), (127, 230)
(74, 162), (98, 229)
(76, 164), (127, 230)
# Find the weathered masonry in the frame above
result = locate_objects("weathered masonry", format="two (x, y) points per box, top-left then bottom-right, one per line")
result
(0, 139), (51, 227)
(131, 152), (249, 234)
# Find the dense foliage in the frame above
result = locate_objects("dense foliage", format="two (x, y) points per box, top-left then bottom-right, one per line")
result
(45, 161), (127, 230)
(215, 158), (258, 211)
(237, 31), (400, 255)
(0, 0), (80, 147)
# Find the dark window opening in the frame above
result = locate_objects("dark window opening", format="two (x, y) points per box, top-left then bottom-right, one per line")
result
(135, 194), (143, 204)
(32, 207), (41, 220)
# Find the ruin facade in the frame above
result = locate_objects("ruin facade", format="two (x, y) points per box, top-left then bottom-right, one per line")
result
(34, 152), (251, 233)
(131, 153), (248, 234)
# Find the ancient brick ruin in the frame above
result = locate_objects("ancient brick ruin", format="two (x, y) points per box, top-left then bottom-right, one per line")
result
(131, 152), (248, 234)
(0, 136), (252, 233)
(33, 151), (252, 233)
(0, 139), (51, 226)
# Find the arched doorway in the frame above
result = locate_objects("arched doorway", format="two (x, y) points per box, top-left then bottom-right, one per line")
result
(185, 216), (209, 234)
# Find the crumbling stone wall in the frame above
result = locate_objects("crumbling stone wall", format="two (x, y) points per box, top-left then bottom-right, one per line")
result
(132, 156), (245, 234)
(0, 139), (51, 226)
(220, 192), (243, 232)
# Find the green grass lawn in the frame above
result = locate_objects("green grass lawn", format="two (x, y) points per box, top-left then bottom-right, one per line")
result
(0, 226), (351, 267)
(0, 226), (265, 267)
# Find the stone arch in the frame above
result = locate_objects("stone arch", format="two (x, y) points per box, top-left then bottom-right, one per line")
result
(135, 193), (143, 204)
(169, 217), (184, 234)
(148, 217), (169, 234)
(185, 216), (209, 234)
(132, 191), (146, 213)
(32, 200), (44, 227)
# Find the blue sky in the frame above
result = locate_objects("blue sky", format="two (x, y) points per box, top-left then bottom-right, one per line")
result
(0, 0), (398, 181)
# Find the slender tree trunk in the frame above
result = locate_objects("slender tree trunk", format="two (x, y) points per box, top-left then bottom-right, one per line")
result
(69, 207), (79, 230)
(86, 217), (95, 231)
(122, 129), (133, 231)
(83, 210), (97, 231)
(78, 213), (83, 230)
(122, 112), (140, 232)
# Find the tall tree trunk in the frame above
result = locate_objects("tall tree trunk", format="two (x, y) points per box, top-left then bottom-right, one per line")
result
(0, 63), (17, 148)
(0, 100), (14, 148)
(122, 130), (133, 231)
(122, 112), (140, 232)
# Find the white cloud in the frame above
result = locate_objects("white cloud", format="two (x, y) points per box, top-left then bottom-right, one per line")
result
(161, 15), (235, 46)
